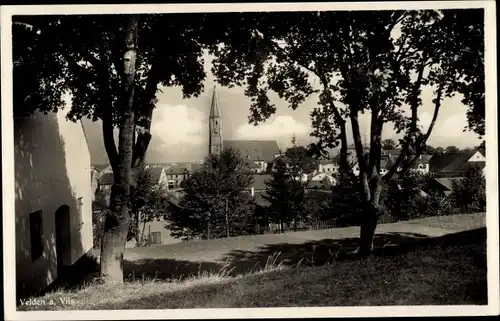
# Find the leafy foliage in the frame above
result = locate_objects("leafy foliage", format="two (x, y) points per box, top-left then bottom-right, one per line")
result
(210, 10), (484, 250)
(130, 170), (170, 246)
(425, 145), (445, 155)
(283, 145), (319, 178)
(382, 139), (397, 150)
(263, 158), (307, 231)
(451, 165), (486, 213)
(382, 171), (427, 220)
(13, 14), (216, 122)
(168, 148), (256, 240)
(325, 172), (364, 226)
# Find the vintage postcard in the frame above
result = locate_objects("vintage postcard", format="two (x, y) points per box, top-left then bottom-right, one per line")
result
(2, 1), (498, 320)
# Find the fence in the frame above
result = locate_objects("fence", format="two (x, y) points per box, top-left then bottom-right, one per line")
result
(260, 214), (401, 235)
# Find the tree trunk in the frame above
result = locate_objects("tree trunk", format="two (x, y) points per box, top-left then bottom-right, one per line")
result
(358, 202), (379, 255)
(99, 16), (138, 284)
(135, 211), (140, 247)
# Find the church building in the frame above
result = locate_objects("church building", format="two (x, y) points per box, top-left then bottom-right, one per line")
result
(208, 87), (282, 173)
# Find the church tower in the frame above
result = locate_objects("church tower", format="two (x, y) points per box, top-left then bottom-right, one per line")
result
(208, 86), (223, 156)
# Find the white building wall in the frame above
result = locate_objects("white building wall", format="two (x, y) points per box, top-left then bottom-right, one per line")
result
(15, 109), (93, 297)
(468, 150), (486, 162)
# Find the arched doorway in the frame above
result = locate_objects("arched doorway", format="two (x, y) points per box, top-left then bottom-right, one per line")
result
(55, 205), (71, 276)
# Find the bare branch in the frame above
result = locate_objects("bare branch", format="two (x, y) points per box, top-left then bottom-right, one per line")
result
(383, 54), (427, 182)
(397, 82), (444, 175)
(387, 11), (408, 33)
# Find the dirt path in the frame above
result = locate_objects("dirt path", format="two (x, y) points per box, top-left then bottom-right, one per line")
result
(124, 213), (486, 264)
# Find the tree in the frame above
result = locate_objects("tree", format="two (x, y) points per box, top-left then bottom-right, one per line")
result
(263, 158), (306, 232)
(382, 171), (426, 220)
(445, 145), (460, 153)
(283, 144), (319, 179)
(382, 139), (397, 150)
(168, 148), (255, 240)
(130, 170), (168, 247)
(451, 165), (486, 213)
(211, 9), (484, 254)
(424, 145), (444, 155)
(13, 14), (217, 282)
(326, 172), (364, 226)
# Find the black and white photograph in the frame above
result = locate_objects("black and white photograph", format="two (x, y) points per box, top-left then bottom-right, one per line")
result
(2, 1), (498, 319)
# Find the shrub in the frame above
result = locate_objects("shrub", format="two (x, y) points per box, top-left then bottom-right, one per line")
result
(451, 165), (486, 213)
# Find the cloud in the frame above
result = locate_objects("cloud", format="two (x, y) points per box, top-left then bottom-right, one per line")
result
(235, 115), (310, 141)
(151, 104), (204, 147)
(418, 111), (479, 148)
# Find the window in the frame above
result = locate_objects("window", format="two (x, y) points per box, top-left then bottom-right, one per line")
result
(29, 211), (43, 261)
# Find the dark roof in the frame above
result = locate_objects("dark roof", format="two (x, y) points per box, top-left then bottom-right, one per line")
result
(247, 161), (261, 169)
(458, 161), (485, 172)
(209, 86), (221, 118)
(319, 158), (337, 165)
(165, 166), (189, 175)
(190, 163), (202, 173)
(381, 149), (402, 156)
(251, 174), (272, 190)
(98, 172), (114, 185)
(308, 180), (328, 189)
(380, 156), (395, 170)
(224, 140), (280, 162)
(145, 167), (164, 184)
(434, 177), (463, 191)
(429, 150), (476, 173)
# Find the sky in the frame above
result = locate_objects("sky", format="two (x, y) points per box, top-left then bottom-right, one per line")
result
(83, 53), (482, 165)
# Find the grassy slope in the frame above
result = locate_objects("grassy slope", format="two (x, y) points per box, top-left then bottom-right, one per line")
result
(18, 227), (487, 310)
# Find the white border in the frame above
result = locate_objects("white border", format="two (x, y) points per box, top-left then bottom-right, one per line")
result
(2, 2), (498, 320)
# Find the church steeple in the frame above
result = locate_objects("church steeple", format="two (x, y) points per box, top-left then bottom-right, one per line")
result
(209, 86), (223, 156)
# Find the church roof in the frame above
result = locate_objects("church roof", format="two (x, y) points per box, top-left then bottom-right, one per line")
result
(209, 86), (221, 118)
(224, 140), (281, 162)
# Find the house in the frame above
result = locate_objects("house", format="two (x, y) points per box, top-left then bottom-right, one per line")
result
(96, 172), (114, 198)
(429, 149), (486, 178)
(125, 217), (181, 248)
(164, 165), (190, 189)
(308, 172), (336, 186)
(410, 154), (432, 174)
(144, 166), (168, 189)
(427, 177), (464, 197)
(15, 109), (93, 298)
(381, 149), (402, 157)
(246, 174), (272, 211)
(317, 158), (339, 174)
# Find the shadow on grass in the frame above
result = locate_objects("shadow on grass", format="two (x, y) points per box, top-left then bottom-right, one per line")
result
(100, 228), (487, 309)
(40, 228), (487, 301)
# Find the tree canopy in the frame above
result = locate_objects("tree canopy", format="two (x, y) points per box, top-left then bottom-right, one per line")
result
(168, 148), (256, 240)
(209, 9), (485, 253)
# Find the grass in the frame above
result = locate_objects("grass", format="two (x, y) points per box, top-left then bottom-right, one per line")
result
(17, 227), (487, 310)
